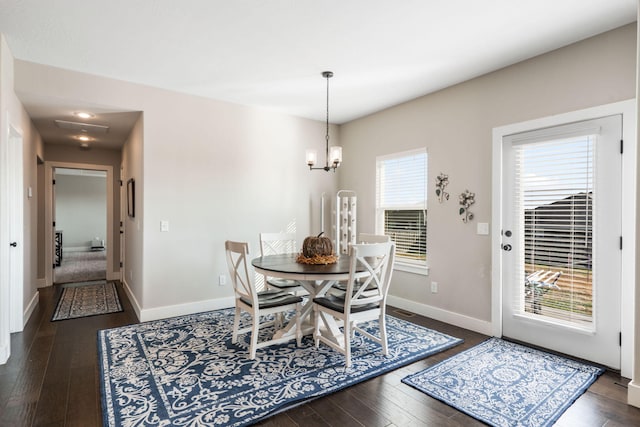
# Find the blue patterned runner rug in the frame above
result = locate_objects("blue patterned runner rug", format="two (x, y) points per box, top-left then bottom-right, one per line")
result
(402, 337), (604, 427)
(98, 309), (463, 426)
(52, 280), (123, 321)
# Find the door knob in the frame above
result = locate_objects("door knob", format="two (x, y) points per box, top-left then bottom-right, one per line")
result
(501, 243), (512, 251)
(9, 242), (17, 247)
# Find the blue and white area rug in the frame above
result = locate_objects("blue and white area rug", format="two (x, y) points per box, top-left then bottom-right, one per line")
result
(98, 309), (462, 427)
(52, 280), (122, 321)
(402, 338), (604, 427)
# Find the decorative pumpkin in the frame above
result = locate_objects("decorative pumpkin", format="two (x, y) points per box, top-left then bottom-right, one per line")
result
(302, 232), (334, 258)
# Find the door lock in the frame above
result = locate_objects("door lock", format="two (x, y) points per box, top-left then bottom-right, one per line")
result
(501, 243), (512, 251)
(9, 242), (17, 247)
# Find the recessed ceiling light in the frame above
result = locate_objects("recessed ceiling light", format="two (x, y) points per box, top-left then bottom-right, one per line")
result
(77, 135), (91, 141)
(74, 111), (94, 119)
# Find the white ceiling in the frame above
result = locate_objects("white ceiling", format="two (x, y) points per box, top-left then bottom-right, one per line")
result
(0, 0), (637, 149)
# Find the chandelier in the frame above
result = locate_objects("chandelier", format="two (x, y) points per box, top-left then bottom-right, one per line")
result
(306, 71), (342, 172)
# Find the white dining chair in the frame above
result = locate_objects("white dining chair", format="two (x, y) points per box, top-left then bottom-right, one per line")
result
(225, 240), (302, 359)
(330, 233), (391, 294)
(259, 232), (306, 294)
(357, 233), (391, 243)
(313, 241), (395, 367)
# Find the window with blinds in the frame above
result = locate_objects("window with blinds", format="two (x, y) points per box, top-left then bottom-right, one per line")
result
(376, 149), (427, 269)
(514, 135), (594, 326)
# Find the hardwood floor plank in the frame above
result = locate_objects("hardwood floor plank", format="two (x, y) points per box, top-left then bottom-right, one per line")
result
(1, 333), (55, 426)
(326, 388), (392, 427)
(32, 336), (72, 426)
(307, 394), (365, 426)
(283, 403), (330, 426)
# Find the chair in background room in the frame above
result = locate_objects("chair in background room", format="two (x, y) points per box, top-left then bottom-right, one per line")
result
(259, 232), (306, 294)
(313, 241), (395, 367)
(225, 240), (302, 359)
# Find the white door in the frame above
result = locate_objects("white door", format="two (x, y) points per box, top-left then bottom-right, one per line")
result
(120, 167), (125, 282)
(8, 125), (24, 333)
(501, 115), (621, 369)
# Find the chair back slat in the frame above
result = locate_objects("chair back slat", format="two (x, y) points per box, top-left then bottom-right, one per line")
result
(358, 233), (391, 244)
(345, 242), (395, 308)
(259, 232), (298, 256)
(225, 240), (258, 306)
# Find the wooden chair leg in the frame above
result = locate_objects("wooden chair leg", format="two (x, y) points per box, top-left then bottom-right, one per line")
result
(249, 314), (259, 359)
(232, 306), (241, 344)
(295, 303), (302, 347)
(313, 305), (320, 348)
(344, 319), (351, 368)
(379, 313), (388, 356)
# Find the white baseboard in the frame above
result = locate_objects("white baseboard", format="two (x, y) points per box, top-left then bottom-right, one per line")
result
(0, 343), (8, 365)
(120, 280), (235, 323)
(387, 295), (493, 336)
(120, 279), (142, 322)
(64, 246), (91, 252)
(107, 271), (120, 281)
(628, 380), (640, 408)
(23, 291), (39, 328)
(139, 297), (236, 323)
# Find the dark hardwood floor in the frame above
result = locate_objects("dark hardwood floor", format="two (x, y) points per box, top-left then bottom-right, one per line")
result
(0, 283), (638, 426)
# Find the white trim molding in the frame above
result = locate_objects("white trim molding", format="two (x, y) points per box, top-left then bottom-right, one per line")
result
(23, 291), (39, 328)
(139, 297), (236, 323)
(387, 295), (493, 336)
(121, 278), (141, 321)
(120, 278), (235, 323)
(629, 381), (640, 408)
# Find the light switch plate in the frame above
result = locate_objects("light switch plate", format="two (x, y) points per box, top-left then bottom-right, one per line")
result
(160, 220), (169, 232)
(477, 222), (489, 235)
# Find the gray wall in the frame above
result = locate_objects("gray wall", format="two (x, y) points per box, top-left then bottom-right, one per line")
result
(338, 23), (636, 323)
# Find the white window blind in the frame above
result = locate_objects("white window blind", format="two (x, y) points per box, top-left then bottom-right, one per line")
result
(376, 149), (427, 268)
(514, 135), (594, 326)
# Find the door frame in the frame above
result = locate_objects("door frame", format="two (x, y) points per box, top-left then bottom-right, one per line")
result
(0, 117), (24, 363)
(44, 161), (114, 286)
(491, 99), (636, 378)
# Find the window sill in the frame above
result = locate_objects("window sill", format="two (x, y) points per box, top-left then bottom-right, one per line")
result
(393, 263), (429, 276)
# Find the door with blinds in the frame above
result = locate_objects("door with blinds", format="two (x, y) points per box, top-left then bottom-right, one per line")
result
(501, 115), (621, 369)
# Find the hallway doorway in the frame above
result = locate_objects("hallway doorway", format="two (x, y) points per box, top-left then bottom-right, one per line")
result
(53, 167), (107, 284)
(44, 162), (115, 287)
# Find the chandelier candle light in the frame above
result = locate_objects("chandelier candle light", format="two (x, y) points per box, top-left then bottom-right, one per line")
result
(306, 71), (342, 172)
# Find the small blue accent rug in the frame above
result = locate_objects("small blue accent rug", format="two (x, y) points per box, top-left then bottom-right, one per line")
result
(98, 309), (462, 427)
(402, 337), (604, 427)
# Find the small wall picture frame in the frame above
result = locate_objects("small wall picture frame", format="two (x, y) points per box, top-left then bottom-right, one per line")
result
(127, 178), (135, 218)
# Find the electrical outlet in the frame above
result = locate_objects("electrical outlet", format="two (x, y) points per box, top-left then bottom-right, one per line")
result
(431, 281), (438, 293)
(218, 274), (226, 286)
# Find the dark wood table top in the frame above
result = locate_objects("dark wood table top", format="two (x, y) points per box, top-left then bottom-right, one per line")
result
(251, 253), (352, 275)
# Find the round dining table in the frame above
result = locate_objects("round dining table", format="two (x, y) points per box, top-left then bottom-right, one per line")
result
(251, 253), (369, 340)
